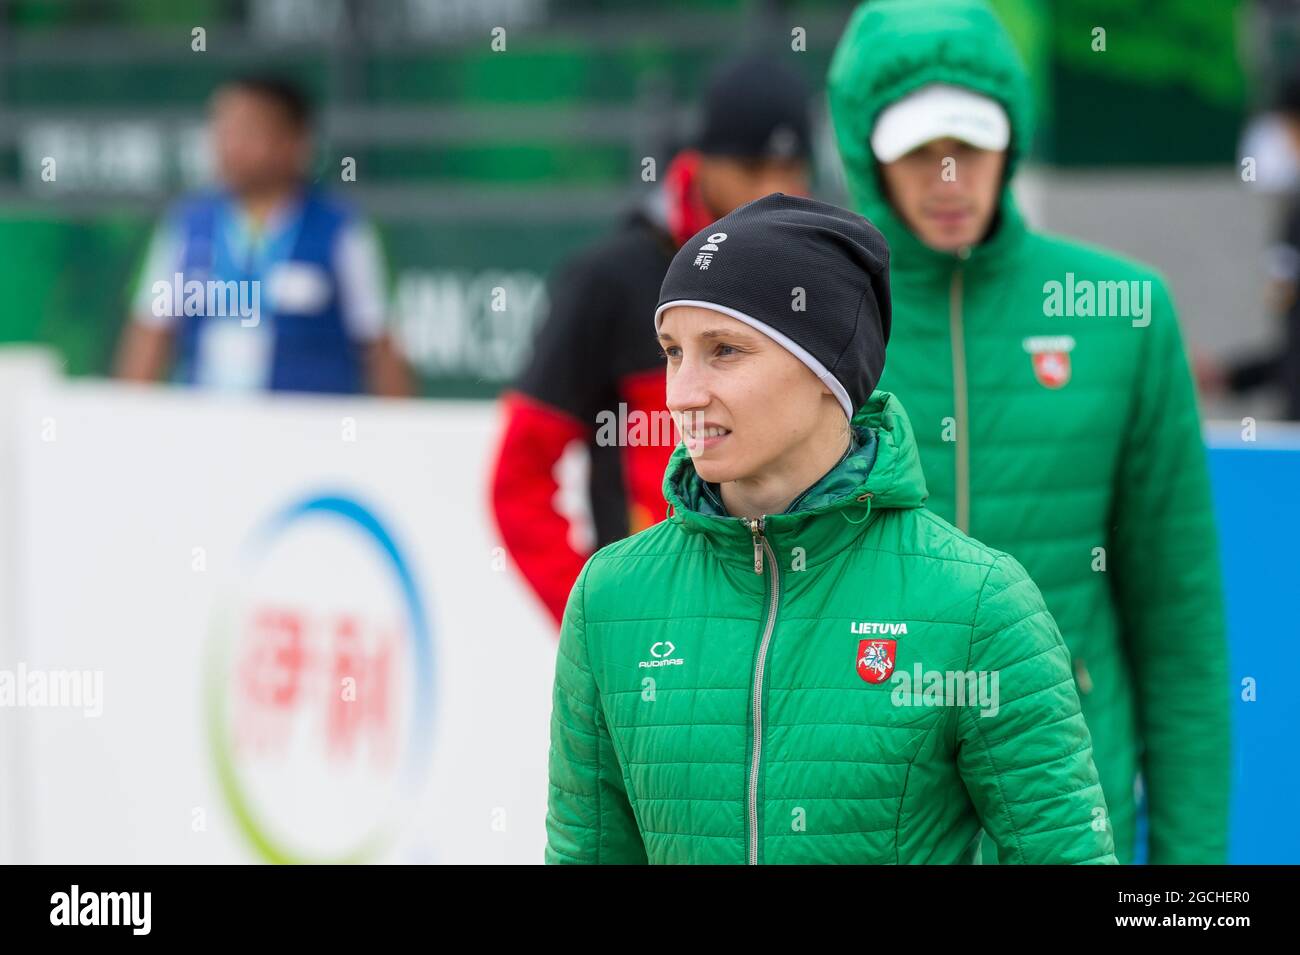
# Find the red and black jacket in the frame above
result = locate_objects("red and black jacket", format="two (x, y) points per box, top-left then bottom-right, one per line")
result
(490, 151), (715, 625)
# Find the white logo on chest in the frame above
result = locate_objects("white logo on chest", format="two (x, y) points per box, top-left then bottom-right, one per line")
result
(639, 640), (684, 668)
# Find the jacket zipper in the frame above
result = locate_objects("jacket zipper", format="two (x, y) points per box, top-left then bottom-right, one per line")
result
(747, 515), (779, 864)
(949, 266), (970, 534)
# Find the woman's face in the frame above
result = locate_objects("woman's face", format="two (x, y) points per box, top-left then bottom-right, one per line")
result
(658, 305), (838, 485)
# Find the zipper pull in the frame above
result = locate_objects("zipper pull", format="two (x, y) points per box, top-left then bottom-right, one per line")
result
(750, 517), (764, 574)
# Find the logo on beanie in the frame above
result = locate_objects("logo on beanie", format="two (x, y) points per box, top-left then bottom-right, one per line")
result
(693, 232), (728, 270)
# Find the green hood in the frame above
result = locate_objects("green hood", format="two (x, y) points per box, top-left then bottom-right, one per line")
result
(827, 0), (1034, 273)
(662, 390), (928, 537)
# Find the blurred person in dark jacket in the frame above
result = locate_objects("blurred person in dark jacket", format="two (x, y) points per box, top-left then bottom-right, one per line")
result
(490, 52), (813, 626)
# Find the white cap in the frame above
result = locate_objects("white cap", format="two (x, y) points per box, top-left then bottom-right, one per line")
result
(870, 82), (1010, 163)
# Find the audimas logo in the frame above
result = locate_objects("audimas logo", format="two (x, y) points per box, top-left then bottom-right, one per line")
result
(640, 641), (684, 668)
(204, 493), (436, 864)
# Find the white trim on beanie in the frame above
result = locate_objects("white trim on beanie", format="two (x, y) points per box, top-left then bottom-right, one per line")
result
(653, 298), (854, 419)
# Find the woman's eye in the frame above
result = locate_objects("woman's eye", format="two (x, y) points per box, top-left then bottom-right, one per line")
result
(716, 343), (737, 357)
(659, 346), (680, 361)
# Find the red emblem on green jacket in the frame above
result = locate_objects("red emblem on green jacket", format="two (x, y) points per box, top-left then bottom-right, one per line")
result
(857, 639), (896, 684)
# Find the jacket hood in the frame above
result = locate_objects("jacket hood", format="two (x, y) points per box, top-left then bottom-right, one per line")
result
(660, 390), (928, 562)
(827, 0), (1034, 273)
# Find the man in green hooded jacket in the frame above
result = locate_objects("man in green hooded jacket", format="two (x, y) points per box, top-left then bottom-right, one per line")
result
(827, 0), (1230, 864)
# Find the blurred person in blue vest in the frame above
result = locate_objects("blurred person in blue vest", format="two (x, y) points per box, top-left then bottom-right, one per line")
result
(115, 74), (412, 395)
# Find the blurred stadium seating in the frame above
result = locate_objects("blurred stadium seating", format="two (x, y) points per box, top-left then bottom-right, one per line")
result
(0, 0), (1281, 408)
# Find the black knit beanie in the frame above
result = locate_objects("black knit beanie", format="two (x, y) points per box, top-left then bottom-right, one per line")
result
(653, 192), (892, 418)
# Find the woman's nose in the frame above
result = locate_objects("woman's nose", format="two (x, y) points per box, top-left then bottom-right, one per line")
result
(665, 360), (709, 414)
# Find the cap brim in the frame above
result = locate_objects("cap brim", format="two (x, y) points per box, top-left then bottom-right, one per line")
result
(870, 83), (1010, 163)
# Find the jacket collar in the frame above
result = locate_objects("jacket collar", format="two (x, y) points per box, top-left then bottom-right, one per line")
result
(661, 391), (928, 570)
(691, 426), (871, 518)
(652, 149), (716, 249)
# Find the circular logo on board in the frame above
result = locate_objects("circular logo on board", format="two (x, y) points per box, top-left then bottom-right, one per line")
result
(205, 493), (435, 863)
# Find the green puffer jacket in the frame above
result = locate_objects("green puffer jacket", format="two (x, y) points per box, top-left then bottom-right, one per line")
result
(545, 391), (1117, 864)
(827, 0), (1230, 864)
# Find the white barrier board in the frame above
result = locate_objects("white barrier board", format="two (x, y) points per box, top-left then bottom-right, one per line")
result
(5, 376), (557, 863)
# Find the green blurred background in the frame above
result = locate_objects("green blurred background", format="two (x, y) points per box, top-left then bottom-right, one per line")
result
(0, 0), (1272, 398)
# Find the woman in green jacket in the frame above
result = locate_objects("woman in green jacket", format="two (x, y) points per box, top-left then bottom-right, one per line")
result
(544, 193), (1116, 865)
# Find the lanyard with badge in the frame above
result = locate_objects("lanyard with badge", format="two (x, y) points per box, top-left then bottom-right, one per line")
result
(194, 196), (304, 391)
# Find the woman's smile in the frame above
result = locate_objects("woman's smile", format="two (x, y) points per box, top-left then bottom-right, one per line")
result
(683, 422), (731, 452)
